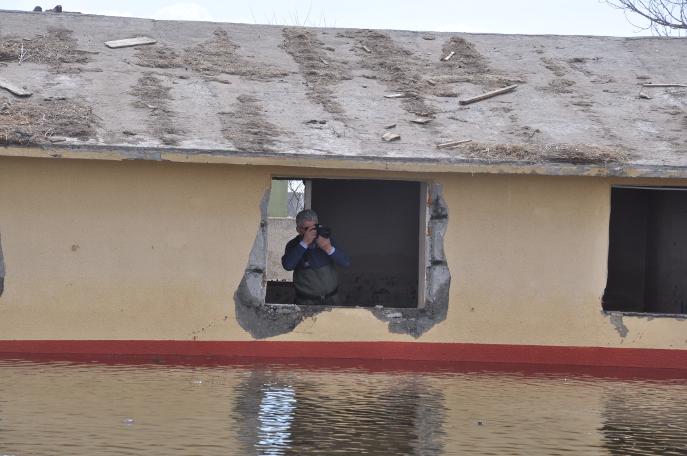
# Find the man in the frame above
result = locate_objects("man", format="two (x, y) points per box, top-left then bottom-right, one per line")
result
(281, 209), (350, 305)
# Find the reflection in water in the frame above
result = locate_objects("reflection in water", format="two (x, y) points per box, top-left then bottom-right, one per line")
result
(234, 370), (445, 455)
(257, 385), (296, 455)
(0, 359), (686, 455)
(602, 389), (687, 455)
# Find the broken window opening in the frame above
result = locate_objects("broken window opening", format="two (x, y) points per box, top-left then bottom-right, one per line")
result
(266, 178), (425, 308)
(234, 180), (450, 338)
(604, 186), (687, 315)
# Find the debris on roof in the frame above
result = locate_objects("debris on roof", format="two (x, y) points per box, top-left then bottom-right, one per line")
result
(382, 132), (400, 142)
(220, 94), (284, 152)
(0, 26), (90, 71)
(282, 28), (351, 115)
(437, 139), (471, 149)
(0, 79), (32, 97)
(642, 83), (686, 88)
(456, 143), (630, 164)
(458, 84), (518, 105)
(0, 97), (96, 145)
(0, 9), (684, 174)
(105, 36), (156, 49)
(130, 73), (183, 146)
(136, 29), (288, 81)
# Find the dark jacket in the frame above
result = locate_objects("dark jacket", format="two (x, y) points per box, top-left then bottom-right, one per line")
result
(281, 236), (350, 271)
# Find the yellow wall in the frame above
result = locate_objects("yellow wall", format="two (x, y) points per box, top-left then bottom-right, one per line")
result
(0, 156), (685, 348)
(0, 157), (264, 340)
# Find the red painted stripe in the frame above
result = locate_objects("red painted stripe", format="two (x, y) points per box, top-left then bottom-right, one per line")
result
(0, 340), (686, 370)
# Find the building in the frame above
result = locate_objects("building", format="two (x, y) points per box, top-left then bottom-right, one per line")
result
(0, 9), (686, 368)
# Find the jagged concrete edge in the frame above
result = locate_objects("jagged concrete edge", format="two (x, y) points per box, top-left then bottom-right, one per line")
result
(233, 188), (333, 339)
(235, 182), (451, 339)
(371, 182), (450, 338)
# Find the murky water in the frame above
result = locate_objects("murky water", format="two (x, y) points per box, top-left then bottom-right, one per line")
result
(0, 358), (686, 455)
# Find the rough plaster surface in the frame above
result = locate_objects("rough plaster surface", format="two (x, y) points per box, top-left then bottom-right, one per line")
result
(234, 183), (450, 339)
(3, 156), (687, 348)
(0, 10), (686, 174)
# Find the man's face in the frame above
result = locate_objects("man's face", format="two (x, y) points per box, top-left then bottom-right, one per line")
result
(297, 220), (316, 236)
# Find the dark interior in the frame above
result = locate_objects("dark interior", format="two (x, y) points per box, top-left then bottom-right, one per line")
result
(266, 178), (421, 308)
(603, 187), (687, 314)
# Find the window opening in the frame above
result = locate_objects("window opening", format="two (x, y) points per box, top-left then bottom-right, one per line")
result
(604, 186), (687, 315)
(266, 178), (423, 308)
(234, 179), (450, 338)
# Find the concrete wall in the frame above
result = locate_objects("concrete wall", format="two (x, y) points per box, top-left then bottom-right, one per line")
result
(0, 157), (265, 340)
(1, 156), (686, 349)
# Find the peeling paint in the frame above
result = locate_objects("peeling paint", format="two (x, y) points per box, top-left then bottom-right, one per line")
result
(608, 312), (629, 338)
(234, 182), (451, 339)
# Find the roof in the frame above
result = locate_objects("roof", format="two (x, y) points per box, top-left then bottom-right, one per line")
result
(0, 9), (686, 177)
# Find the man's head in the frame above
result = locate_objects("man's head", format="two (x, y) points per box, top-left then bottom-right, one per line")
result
(295, 209), (318, 235)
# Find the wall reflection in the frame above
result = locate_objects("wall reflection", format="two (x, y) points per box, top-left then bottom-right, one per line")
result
(2, 360), (687, 455)
(232, 369), (446, 456)
(601, 389), (687, 455)
(257, 385), (296, 455)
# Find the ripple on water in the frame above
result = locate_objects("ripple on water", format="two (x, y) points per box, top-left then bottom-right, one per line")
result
(0, 359), (685, 455)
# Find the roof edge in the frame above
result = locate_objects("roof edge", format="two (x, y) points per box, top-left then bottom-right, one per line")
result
(0, 8), (667, 39)
(2, 144), (687, 180)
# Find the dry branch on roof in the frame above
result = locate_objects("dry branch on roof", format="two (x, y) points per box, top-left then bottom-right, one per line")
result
(342, 29), (437, 116)
(130, 73), (184, 146)
(282, 28), (352, 116)
(220, 95), (284, 152)
(0, 97), (96, 145)
(455, 143), (630, 165)
(0, 27), (91, 71)
(134, 45), (184, 69)
(437, 36), (523, 89)
(135, 29), (288, 81)
(339, 31), (522, 116)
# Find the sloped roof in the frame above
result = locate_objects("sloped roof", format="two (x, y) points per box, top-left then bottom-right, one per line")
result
(0, 9), (685, 176)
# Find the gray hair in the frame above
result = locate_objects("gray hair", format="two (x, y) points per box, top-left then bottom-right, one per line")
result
(296, 209), (318, 227)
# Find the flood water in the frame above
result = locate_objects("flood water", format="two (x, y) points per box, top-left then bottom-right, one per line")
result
(0, 358), (686, 455)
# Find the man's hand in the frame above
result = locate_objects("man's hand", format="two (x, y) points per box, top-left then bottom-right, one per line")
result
(302, 225), (317, 245)
(315, 235), (333, 254)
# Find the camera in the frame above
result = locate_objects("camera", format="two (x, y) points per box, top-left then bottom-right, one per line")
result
(314, 224), (332, 239)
